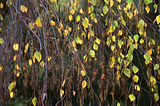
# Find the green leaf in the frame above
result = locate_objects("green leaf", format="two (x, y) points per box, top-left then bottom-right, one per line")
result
(6, 0), (12, 6)
(76, 37), (80, 44)
(133, 75), (139, 82)
(76, 15), (80, 22)
(129, 94), (135, 102)
(93, 43), (98, 51)
(154, 93), (159, 102)
(134, 34), (139, 42)
(118, 40), (123, 48)
(105, 17), (108, 25)
(34, 51), (42, 62)
(0, 14), (3, 20)
(144, 0), (152, 5)
(8, 84), (13, 92)
(144, 53), (151, 62)
(127, 0), (132, 5)
(0, 38), (4, 44)
(117, 102), (120, 106)
(95, 38), (100, 45)
(132, 65), (139, 73)
(129, 44), (134, 50)
(90, 13), (95, 20)
(103, 6), (109, 14)
(150, 76), (156, 85)
(89, 50), (95, 58)
(124, 68), (131, 78)
(153, 4), (157, 13)
(127, 12), (133, 19)
(113, 20), (118, 27)
(32, 97), (37, 106)
(158, 69), (160, 75)
(92, 0), (97, 6)
(104, 0), (109, 4)
(154, 64), (159, 70)
(82, 18), (89, 28)
(40, 61), (45, 67)
(127, 54), (133, 62)
(121, 19), (126, 26)
(138, 19), (145, 28)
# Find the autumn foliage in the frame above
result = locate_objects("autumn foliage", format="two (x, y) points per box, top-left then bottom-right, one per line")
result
(0, 0), (160, 105)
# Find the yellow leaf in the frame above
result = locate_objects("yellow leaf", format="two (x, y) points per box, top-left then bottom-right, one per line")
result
(133, 75), (139, 83)
(16, 71), (20, 77)
(117, 0), (121, 3)
(28, 59), (32, 66)
(13, 43), (19, 51)
(134, 9), (138, 15)
(68, 27), (72, 32)
(60, 89), (64, 98)
(32, 56), (35, 63)
(156, 15), (160, 24)
(0, 65), (3, 71)
(32, 97), (37, 106)
(147, 49), (152, 55)
(95, 38), (100, 45)
(94, 18), (97, 23)
(35, 17), (42, 27)
(0, 3), (4, 9)
(140, 39), (144, 44)
(10, 92), (14, 98)
(81, 70), (86, 76)
(68, 14), (73, 21)
(24, 43), (29, 53)
(11, 81), (16, 87)
(59, 23), (63, 29)
(20, 5), (28, 13)
(50, 20), (55, 25)
(145, 5), (150, 13)
(117, 71), (121, 80)
(118, 30), (122, 36)
(0, 38), (4, 44)
(80, 8), (84, 14)
(154, 64), (159, 70)
(83, 55), (88, 62)
(112, 36), (116, 42)
(15, 64), (20, 70)
(126, 4), (131, 9)
(29, 22), (34, 30)
(48, 56), (52, 61)
(62, 80), (66, 87)
(135, 85), (140, 91)
(110, 0), (114, 7)
(82, 80), (87, 88)
(70, 9), (75, 15)
(50, 0), (57, 2)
